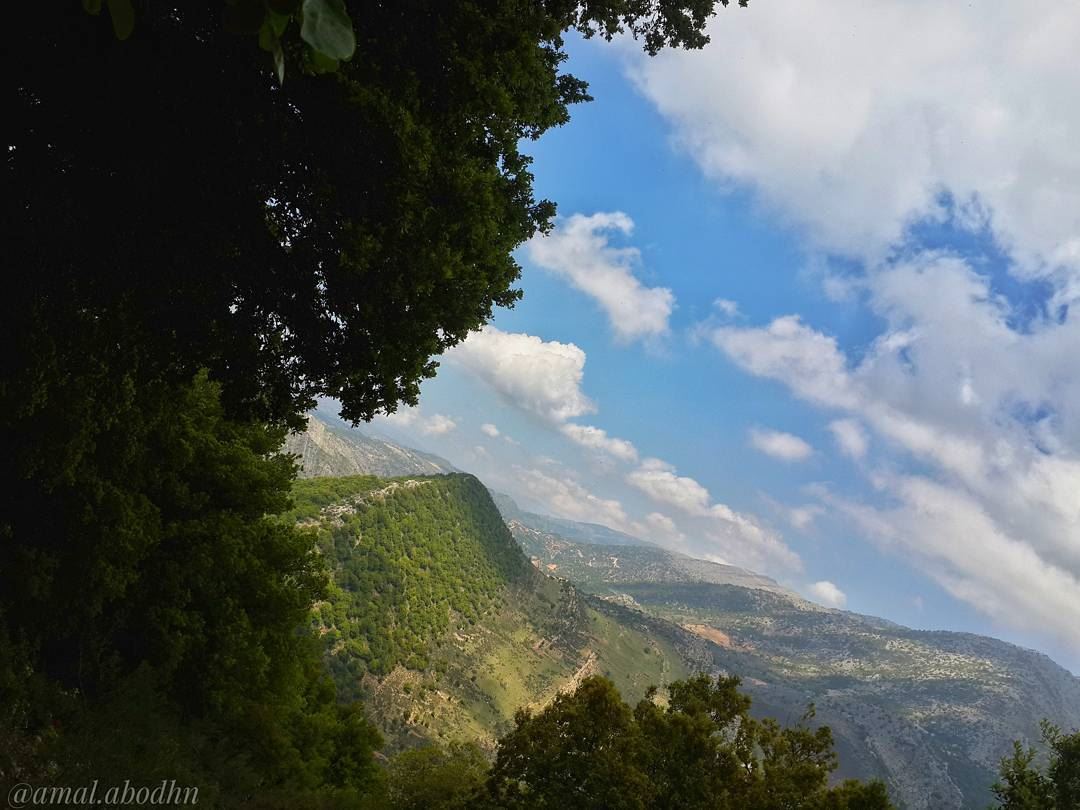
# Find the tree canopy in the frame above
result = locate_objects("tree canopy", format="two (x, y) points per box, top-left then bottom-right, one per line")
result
(7, 1), (744, 428)
(484, 674), (895, 810)
(993, 720), (1080, 809)
(4, 2), (747, 804)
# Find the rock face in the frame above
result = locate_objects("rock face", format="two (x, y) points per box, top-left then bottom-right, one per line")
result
(284, 413), (456, 478)
(514, 526), (1080, 810)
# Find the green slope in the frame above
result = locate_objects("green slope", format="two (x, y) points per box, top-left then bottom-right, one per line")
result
(288, 473), (691, 751)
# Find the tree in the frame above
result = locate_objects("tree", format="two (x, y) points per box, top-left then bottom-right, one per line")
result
(489, 676), (651, 809)
(993, 720), (1080, 809)
(7, 1), (745, 428)
(0, 373), (385, 804)
(387, 741), (489, 810)
(485, 674), (894, 810)
(4, 1), (748, 800)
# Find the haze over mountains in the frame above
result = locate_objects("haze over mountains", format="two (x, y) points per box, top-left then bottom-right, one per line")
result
(288, 413), (1080, 809)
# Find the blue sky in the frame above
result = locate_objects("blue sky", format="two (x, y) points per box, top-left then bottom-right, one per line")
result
(355, 3), (1080, 673)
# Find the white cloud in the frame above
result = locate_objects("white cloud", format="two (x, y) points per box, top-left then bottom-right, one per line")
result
(708, 259), (1080, 648)
(789, 505), (824, 530)
(420, 414), (457, 436)
(626, 458), (712, 516)
(560, 423), (639, 463)
(642, 512), (686, 544)
(447, 326), (595, 423)
(826, 476), (1080, 647)
(627, 0), (1080, 284)
(713, 298), (740, 317)
(515, 467), (634, 534)
(607, 0), (1080, 653)
(748, 427), (813, 462)
(526, 212), (675, 342)
(480, 423), (500, 438)
(711, 316), (858, 409)
(377, 406), (457, 436)
(627, 457), (801, 573)
(808, 580), (847, 609)
(829, 419), (869, 460)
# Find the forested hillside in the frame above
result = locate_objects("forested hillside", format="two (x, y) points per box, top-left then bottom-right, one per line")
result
(278, 424), (1080, 809)
(289, 473), (691, 750)
(518, 525), (1080, 809)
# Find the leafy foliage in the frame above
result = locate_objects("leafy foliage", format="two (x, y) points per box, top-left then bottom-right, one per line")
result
(10, 2), (741, 430)
(993, 720), (1080, 809)
(0, 374), (384, 804)
(484, 673), (894, 809)
(386, 741), (489, 810)
(296, 475), (533, 681)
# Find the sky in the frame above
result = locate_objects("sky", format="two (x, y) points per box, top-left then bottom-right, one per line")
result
(354, 1), (1080, 673)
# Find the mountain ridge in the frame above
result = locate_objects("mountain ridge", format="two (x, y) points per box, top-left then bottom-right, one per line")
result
(280, 418), (1080, 808)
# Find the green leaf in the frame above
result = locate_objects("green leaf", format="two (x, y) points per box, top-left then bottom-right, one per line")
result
(268, 10), (291, 37)
(300, 0), (356, 61)
(82, 0), (103, 16)
(258, 19), (277, 53)
(258, 19), (287, 84)
(307, 47), (339, 74)
(106, 0), (134, 40)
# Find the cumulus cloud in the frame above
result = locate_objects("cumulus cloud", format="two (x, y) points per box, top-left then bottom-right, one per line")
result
(626, 458), (712, 515)
(642, 511), (686, 544)
(708, 257), (1080, 647)
(480, 423), (500, 438)
(447, 326), (595, 423)
(526, 212), (675, 342)
(713, 298), (740, 317)
(748, 427), (814, 462)
(826, 476), (1080, 647)
(808, 580), (847, 609)
(627, 457), (801, 572)
(560, 423), (639, 463)
(515, 467), (634, 534)
(712, 316), (858, 409)
(628, 0), (1080, 283)
(377, 406), (457, 436)
(421, 414), (457, 436)
(615, 0), (1080, 651)
(829, 419), (869, 460)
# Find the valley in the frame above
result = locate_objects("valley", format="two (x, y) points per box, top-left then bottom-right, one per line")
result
(290, 414), (1080, 809)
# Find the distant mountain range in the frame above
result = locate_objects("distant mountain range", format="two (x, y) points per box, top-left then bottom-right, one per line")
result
(500, 495), (790, 596)
(283, 413), (1080, 809)
(511, 521), (1080, 810)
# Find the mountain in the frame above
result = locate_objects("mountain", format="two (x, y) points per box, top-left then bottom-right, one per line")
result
(516, 527), (1080, 810)
(286, 465), (1080, 809)
(509, 518), (792, 596)
(287, 473), (692, 753)
(284, 413), (457, 478)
